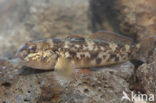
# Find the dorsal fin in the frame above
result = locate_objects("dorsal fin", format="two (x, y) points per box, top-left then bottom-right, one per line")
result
(88, 31), (134, 44)
(65, 35), (85, 42)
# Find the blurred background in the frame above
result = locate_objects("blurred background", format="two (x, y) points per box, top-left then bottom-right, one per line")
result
(0, 0), (155, 58)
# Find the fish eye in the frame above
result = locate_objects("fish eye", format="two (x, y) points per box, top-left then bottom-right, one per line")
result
(28, 45), (36, 52)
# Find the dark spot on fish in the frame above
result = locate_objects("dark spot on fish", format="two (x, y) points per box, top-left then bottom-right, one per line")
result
(128, 52), (131, 57)
(122, 56), (127, 60)
(80, 54), (85, 58)
(75, 57), (79, 60)
(110, 54), (116, 59)
(79, 44), (84, 50)
(115, 57), (119, 61)
(41, 56), (46, 61)
(106, 54), (116, 62)
(121, 47), (126, 52)
(120, 53), (125, 57)
(96, 58), (102, 64)
(67, 57), (72, 60)
(103, 55), (106, 59)
(90, 53), (98, 59)
(106, 58), (111, 62)
(52, 38), (64, 49)
(69, 51), (76, 57)
(41, 56), (50, 62)
(64, 48), (69, 52)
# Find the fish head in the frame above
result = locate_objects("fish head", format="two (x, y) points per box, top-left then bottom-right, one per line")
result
(16, 39), (58, 70)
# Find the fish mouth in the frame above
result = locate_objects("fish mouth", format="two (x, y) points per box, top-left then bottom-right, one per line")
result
(16, 50), (29, 60)
(16, 44), (29, 60)
(16, 52), (25, 60)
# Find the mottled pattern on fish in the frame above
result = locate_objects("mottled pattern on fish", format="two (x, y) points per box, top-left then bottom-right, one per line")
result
(17, 32), (141, 70)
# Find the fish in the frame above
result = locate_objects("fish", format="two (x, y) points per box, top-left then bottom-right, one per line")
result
(16, 31), (156, 75)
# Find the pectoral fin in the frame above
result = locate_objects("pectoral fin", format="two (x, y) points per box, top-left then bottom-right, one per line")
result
(54, 56), (74, 78)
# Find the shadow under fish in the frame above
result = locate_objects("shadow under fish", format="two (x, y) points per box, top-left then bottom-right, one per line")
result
(18, 66), (54, 76)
